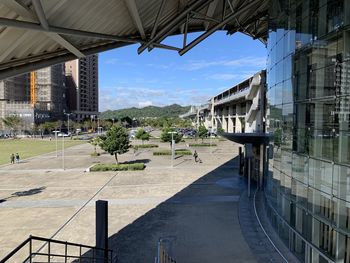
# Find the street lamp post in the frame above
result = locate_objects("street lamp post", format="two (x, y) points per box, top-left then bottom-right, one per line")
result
(62, 133), (65, 170)
(53, 130), (59, 157)
(64, 113), (72, 135)
(209, 126), (212, 154)
(167, 131), (177, 168)
(97, 118), (100, 135)
(90, 115), (95, 133)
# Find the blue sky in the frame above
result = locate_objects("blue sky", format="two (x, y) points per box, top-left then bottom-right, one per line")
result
(99, 31), (267, 111)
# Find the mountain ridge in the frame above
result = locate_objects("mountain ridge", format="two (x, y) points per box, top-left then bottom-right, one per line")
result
(101, 104), (191, 119)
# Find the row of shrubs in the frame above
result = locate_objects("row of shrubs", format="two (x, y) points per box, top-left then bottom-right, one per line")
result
(153, 149), (192, 156)
(189, 143), (217, 147)
(90, 163), (145, 171)
(133, 144), (159, 150)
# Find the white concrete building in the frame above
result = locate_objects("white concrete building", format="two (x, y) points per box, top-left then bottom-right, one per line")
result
(181, 70), (266, 134)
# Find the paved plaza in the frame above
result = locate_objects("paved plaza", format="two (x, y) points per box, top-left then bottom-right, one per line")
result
(0, 139), (289, 262)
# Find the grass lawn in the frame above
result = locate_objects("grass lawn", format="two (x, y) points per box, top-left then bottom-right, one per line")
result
(0, 139), (86, 165)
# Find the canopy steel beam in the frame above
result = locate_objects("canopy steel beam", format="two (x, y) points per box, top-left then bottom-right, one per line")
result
(1, 0), (85, 59)
(0, 41), (130, 80)
(0, 17), (141, 44)
(147, 0), (213, 53)
(178, 0), (261, 56)
(2, 0), (37, 20)
(124, 0), (146, 40)
(227, 10), (268, 35)
(204, 0), (219, 30)
(150, 0), (166, 40)
(137, 0), (213, 54)
(32, 0), (49, 30)
(32, 0), (85, 58)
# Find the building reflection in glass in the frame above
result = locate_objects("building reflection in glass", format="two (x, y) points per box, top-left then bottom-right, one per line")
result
(265, 0), (350, 262)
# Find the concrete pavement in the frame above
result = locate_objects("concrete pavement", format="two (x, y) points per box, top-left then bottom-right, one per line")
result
(0, 139), (286, 262)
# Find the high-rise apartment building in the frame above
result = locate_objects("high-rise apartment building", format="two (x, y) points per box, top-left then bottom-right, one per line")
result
(34, 64), (66, 118)
(0, 74), (31, 131)
(0, 64), (66, 132)
(65, 54), (98, 121)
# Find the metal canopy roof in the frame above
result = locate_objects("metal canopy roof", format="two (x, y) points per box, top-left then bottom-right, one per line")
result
(0, 0), (269, 79)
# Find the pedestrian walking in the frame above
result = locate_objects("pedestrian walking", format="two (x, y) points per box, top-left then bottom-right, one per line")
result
(193, 150), (198, 163)
(10, 153), (15, 164)
(15, 153), (20, 163)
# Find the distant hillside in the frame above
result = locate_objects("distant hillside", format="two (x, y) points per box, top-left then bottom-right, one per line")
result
(101, 104), (191, 119)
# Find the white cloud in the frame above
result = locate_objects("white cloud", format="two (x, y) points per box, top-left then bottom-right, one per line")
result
(104, 58), (119, 64)
(208, 73), (240, 80)
(180, 56), (266, 71)
(138, 101), (153, 107)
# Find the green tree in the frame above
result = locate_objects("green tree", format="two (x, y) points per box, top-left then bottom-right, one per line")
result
(135, 128), (150, 144)
(2, 115), (22, 136)
(42, 122), (56, 134)
(99, 125), (130, 164)
(160, 127), (183, 147)
(198, 125), (208, 143)
(90, 136), (102, 154)
(71, 121), (82, 133)
(217, 127), (225, 135)
(274, 128), (282, 147)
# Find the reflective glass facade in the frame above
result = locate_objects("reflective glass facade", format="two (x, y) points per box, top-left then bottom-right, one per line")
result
(265, 0), (350, 262)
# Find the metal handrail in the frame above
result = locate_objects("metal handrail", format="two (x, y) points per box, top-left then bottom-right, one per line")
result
(0, 235), (113, 263)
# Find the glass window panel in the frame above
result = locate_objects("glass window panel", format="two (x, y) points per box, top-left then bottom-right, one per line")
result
(283, 55), (293, 80)
(268, 85), (276, 106)
(295, 72), (309, 101)
(268, 66), (277, 88)
(293, 128), (310, 154)
(309, 99), (335, 130)
(292, 179), (308, 209)
(292, 154), (309, 184)
(285, 31), (296, 56)
(281, 149), (292, 177)
(276, 28), (285, 43)
(275, 82), (283, 105)
(276, 39), (284, 63)
(309, 40), (337, 71)
(308, 65), (336, 99)
(283, 172), (292, 198)
(309, 129), (334, 161)
(336, 61), (350, 96)
(332, 164), (350, 201)
(283, 78), (293, 104)
(268, 30), (276, 50)
(309, 158), (333, 195)
(291, 232), (306, 263)
(276, 61), (284, 84)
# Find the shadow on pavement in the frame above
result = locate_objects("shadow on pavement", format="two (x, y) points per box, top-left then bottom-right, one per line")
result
(122, 159), (151, 164)
(12, 187), (46, 197)
(0, 186), (46, 204)
(78, 156), (252, 263)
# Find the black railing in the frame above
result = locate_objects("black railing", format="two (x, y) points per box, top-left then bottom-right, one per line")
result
(0, 235), (113, 263)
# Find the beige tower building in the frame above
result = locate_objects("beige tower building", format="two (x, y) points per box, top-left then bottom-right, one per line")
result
(65, 54), (99, 121)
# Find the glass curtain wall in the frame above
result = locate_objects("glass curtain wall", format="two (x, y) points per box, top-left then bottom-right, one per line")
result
(265, 0), (350, 262)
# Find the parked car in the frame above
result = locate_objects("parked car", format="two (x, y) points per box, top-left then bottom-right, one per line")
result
(57, 133), (69, 137)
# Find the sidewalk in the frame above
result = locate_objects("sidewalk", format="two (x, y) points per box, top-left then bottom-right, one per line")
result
(108, 156), (258, 263)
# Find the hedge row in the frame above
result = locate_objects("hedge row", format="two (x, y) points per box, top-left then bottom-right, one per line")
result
(133, 144), (159, 150)
(189, 143), (217, 147)
(90, 163), (145, 171)
(153, 149), (192, 156)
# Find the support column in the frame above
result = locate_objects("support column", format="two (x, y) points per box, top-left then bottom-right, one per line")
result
(259, 143), (264, 188)
(96, 200), (108, 263)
